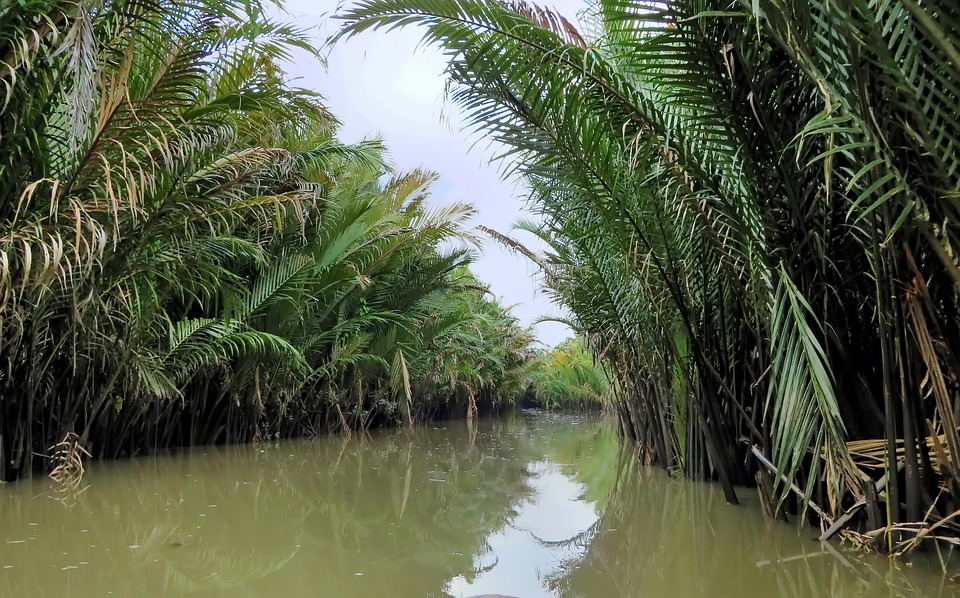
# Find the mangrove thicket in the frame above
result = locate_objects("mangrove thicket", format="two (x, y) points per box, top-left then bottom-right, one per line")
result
(0, 0), (547, 482)
(339, 0), (960, 552)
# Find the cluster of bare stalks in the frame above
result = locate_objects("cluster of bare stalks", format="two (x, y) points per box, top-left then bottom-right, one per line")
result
(839, 492), (960, 560)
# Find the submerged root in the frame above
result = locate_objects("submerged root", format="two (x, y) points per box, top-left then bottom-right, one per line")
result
(47, 432), (92, 502)
(848, 510), (960, 557)
(48, 432), (90, 483)
(336, 403), (352, 440)
(252, 424), (264, 452)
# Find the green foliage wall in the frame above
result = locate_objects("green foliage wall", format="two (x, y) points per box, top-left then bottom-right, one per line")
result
(0, 0), (533, 481)
(339, 0), (960, 530)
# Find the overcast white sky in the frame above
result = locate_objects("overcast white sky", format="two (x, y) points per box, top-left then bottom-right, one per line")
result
(274, 0), (588, 348)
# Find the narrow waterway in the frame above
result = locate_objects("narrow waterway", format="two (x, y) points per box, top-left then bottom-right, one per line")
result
(0, 413), (955, 597)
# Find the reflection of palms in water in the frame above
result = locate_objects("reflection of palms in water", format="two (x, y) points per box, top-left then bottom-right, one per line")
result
(289, 420), (545, 597)
(444, 414), (621, 598)
(550, 455), (949, 598)
(1, 414), (623, 598)
(107, 448), (311, 596)
(113, 417), (958, 598)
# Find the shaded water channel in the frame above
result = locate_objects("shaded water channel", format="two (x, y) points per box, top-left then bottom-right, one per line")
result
(0, 412), (956, 597)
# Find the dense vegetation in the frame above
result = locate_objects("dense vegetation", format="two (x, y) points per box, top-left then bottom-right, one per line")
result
(521, 337), (608, 410)
(0, 0), (542, 482)
(339, 0), (960, 550)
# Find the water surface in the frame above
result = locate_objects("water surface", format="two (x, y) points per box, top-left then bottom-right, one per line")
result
(0, 413), (955, 596)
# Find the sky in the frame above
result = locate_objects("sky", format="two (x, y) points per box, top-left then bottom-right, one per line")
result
(274, 0), (589, 348)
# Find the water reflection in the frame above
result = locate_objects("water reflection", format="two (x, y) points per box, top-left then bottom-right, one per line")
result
(445, 416), (621, 597)
(0, 414), (596, 597)
(555, 454), (955, 598)
(0, 412), (955, 597)
(446, 461), (600, 597)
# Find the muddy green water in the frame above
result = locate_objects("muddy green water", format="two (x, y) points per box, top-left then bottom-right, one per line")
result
(0, 413), (956, 597)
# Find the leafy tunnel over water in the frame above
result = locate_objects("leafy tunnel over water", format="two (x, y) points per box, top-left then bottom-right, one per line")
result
(0, 413), (955, 596)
